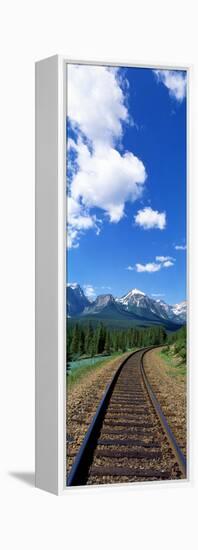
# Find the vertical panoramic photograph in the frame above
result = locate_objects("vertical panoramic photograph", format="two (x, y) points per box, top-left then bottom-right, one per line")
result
(66, 63), (187, 487)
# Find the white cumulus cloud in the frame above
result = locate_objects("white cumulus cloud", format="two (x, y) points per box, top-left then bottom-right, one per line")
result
(130, 254), (175, 273)
(70, 140), (146, 223)
(154, 70), (187, 102)
(67, 196), (101, 248)
(67, 228), (79, 249)
(163, 260), (174, 267)
(134, 207), (166, 230)
(67, 64), (147, 246)
(83, 284), (96, 301)
(136, 262), (161, 273)
(156, 255), (175, 262)
(174, 244), (186, 250)
(68, 64), (129, 147)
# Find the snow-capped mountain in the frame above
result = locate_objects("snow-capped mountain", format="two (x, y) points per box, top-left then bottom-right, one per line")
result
(118, 288), (146, 307)
(172, 301), (187, 323)
(67, 283), (90, 317)
(153, 299), (174, 320)
(116, 289), (186, 324)
(116, 289), (168, 321)
(152, 299), (187, 323)
(67, 284), (186, 326)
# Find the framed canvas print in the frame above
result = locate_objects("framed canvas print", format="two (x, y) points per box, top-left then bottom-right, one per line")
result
(35, 56), (189, 494)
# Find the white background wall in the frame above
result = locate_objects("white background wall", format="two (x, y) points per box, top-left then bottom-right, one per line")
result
(0, 1), (197, 548)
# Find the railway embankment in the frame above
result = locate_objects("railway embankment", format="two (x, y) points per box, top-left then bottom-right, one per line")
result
(143, 347), (186, 457)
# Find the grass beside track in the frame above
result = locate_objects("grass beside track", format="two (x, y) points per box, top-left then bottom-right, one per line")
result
(159, 348), (186, 378)
(67, 349), (138, 388)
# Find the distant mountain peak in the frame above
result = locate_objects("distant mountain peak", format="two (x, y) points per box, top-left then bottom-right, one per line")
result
(96, 293), (114, 301)
(120, 288), (146, 298)
(118, 288), (145, 303)
(82, 293), (116, 316)
(67, 283), (186, 326)
(173, 300), (186, 307)
(130, 288), (146, 296)
(116, 287), (186, 324)
(67, 282), (79, 289)
(67, 283), (90, 317)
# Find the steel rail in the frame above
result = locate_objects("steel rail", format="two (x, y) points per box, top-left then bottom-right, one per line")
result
(67, 348), (145, 486)
(140, 350), (186, 478)
(67, 345), (186, 486)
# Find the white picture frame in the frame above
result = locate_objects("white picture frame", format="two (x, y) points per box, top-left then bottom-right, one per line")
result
(35, 55), (190, 495)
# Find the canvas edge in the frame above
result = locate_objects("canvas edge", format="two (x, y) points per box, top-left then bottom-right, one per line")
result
(63, 58), (191, 494)
(35, 54), (66, 495)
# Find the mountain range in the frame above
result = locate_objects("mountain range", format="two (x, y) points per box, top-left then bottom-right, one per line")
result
(67, 284), (186, 331)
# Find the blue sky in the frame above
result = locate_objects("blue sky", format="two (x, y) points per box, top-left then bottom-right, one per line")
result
(66, 64), (187, 305)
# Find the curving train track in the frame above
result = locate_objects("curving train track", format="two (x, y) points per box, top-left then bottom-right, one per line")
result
(67, 347), (186, 486)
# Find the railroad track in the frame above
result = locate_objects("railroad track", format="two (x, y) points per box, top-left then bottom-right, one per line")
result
(67, 347), (186, 486)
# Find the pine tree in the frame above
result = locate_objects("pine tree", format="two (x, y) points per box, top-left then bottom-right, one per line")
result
(79, 327), (85, 356)
(120, 331), (126, 352)
(85, 322), (94, 355)
(114, 331), (120, 352)
(70, 323), (80, 357)
(91, 331), (97, 357)
(96, 323), (106, 354)
(104, 331), (111, 355)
